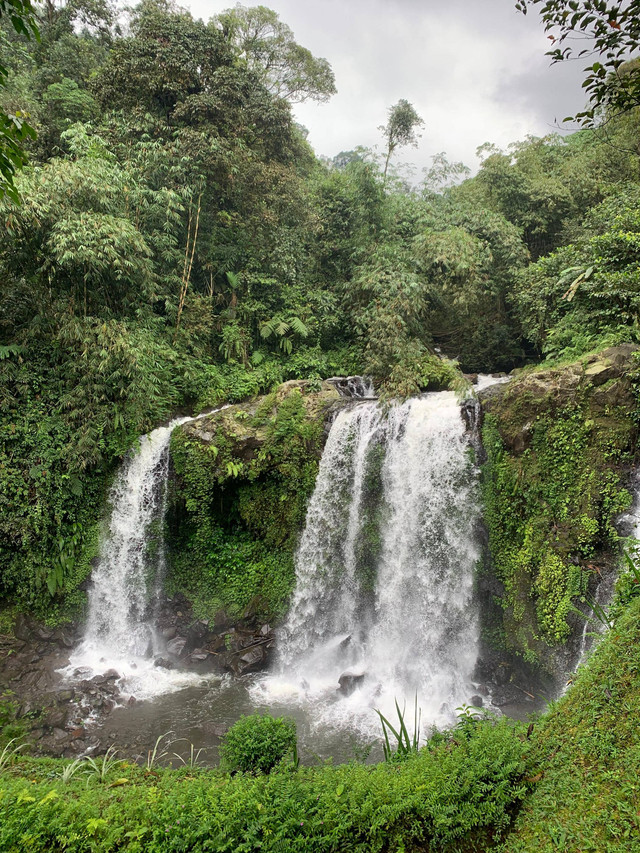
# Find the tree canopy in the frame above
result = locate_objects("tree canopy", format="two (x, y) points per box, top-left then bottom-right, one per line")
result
(0, 0), (38, 201)
(516, 0), (640, 123)
(214, 4), (336, 103)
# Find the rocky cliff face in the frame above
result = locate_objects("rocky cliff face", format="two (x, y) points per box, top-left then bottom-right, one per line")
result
(477, 344), (639, 674)
(165, 380), (346, 630)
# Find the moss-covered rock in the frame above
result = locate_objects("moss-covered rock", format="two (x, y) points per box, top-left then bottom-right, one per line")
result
(166, 381), (343, 623)
(479, 345), (640, 672)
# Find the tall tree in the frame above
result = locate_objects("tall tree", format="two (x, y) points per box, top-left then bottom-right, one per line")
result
(379, 99), (424, 183)
(215, 4), (336, 103)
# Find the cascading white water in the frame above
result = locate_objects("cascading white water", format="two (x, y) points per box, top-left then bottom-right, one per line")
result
(254, 390), (482, 736)
(280, 403), (384, 657)
(367, 395), (481, 716)
(64, 413), (222, 700)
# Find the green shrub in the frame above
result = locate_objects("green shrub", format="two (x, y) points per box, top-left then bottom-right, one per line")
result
(221, 713), (297, 774)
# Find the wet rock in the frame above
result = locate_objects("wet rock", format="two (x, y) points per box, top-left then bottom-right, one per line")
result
(237, 645), (266, 672)
(52, 727), (69, 742)
(213, 609), (232, 630)
(57, 690), (74, 703)
(326, 376), (373, 399)
(127, 696), (137, 706)
(205, 636), (226, 653)
(43, 708), (68, 730)
(91, 669), (120, 685)
(494, 663), (511, 686)
(154, 656), (174, 670)
(17, 699), (40, 719)
(202, 721), (228, 737)
(13, 613), (34, 642)
(224, 642), (268, 675)
(161, 626), (177, 641)
(260, 624), (271, 636)
(490, 688), (517, 708)
(166, 637), (187, 657)
(73, 667), (92, 678)
(189, 648), (209, 662)
(53, 629), (75, 649)
(89, 678), (119, 697)
(34, 625), (55, 642)
(469, 695), (484, 708)
(188, 620), (209, 641)
(338, 671), (365, 696)
(35, 672), (52, 691)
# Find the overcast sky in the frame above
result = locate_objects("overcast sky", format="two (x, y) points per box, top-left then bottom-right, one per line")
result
(188, 0), (587, 177)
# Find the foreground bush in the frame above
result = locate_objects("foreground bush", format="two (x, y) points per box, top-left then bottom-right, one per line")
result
(221, 713), (297, 774)
(0, 718), (529, 852)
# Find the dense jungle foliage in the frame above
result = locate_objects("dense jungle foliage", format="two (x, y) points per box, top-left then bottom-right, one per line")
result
(1, 0), (640, 623)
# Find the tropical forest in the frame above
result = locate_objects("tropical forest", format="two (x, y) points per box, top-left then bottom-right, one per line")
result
(1, 0), (640, 850)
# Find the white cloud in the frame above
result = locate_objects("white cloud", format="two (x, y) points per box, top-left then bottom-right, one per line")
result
(187, 0), (586, 174)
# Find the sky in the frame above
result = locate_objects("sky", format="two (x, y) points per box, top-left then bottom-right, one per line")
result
(187, 0), (588, 178)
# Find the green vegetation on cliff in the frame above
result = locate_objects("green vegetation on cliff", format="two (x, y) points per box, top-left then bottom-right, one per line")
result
(480, 346), (639, 668)
(167, 381), (341, 621)
(498, 591), (640, 852)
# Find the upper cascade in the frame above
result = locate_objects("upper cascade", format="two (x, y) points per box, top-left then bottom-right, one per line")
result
(325, 376), (375, 399)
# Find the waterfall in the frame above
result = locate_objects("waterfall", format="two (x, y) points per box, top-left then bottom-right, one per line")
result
(255, 390), (482, 735)
(64, 412), (223, 700)
(280, 403), (384, 657)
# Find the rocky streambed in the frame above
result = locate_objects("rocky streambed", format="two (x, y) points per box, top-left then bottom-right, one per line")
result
(0, 597), (277, 762)
(0, 602), (550, 766)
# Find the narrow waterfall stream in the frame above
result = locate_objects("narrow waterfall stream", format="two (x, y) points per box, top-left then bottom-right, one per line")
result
(64, 413), (224, 701)
(254, 390), (482, 736)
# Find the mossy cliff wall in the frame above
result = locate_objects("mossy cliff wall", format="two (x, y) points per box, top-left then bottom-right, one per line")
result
(167, 381), (343, 623)
(479, 345), (640, 672)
